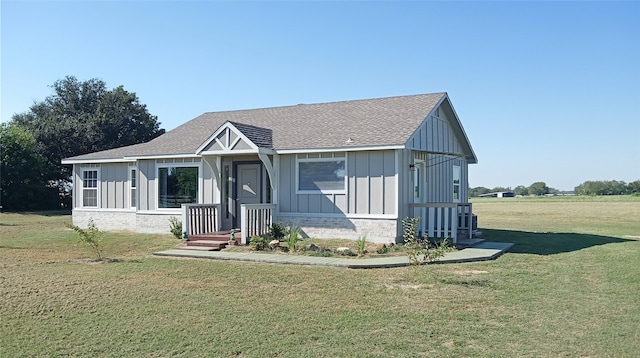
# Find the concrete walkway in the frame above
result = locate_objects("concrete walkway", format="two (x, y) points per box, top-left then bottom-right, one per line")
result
(153, 241), (514, 269)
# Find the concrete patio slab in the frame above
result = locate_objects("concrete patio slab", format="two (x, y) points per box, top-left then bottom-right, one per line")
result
(153, 241), (514, 268)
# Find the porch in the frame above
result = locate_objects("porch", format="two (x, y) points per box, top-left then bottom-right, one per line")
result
(181, 203), (276, 249)
(180, 202), (476, 249)
(409, 203), (477, 244)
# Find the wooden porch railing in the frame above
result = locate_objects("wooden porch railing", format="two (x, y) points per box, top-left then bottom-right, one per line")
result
(181, 204), (221, 237)
(409, 203), (473, 244)
(240, 204), (277, 245)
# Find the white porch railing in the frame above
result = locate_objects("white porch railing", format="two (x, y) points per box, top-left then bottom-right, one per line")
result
(457, 203), (474, 240)
(181, 204), (221, 237)
(240, 204), (277, 245)
(409, 203), (473, 244)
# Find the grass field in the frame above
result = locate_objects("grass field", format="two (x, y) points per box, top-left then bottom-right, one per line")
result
(1, 197), (639, 357)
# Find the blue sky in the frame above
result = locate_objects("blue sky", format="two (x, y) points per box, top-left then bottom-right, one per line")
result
(2, 1), (639, 190)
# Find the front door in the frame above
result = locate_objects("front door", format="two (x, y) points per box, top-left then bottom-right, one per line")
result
(233, 163), (262, 227)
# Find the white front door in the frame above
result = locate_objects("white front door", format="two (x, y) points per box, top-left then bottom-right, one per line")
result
(234, 163), (262, 227)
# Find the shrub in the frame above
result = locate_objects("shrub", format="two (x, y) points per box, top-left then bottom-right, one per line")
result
(286, 225), (301, 252)
(375, 244), (389, 255)
(421, 238), (455, 263)
(355, 235), (367, 256)
(68, 219), (104, 260)
(402, 216), (456, 265)
(269, 222), (287, 241)
(250, 235), (268, 251)
(169, 217), (183, 240)
(402, 217), (422, 265)
(336, 247), (356, 256)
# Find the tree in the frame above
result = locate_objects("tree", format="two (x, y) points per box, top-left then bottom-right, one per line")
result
(491, 186), (512, 193)
(0, 123), (59, 210)
(575, 180), (634, 195)
(514, 185), (529, 196)
(469, 186), (491, 197)
(12, 76), (165, 183)
(528, 182), (549, 196)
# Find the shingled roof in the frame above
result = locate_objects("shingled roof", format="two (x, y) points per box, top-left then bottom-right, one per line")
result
(64, 92), (471, 161)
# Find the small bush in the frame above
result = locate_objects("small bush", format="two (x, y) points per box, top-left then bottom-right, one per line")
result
(355, 235), (367, 256)
(375, 244), (389, 254)
(337, 247), (356, 256)
(68, 219), (104, 260)
(286, 225), (301, 252)
(402, 217), (422, 265)
(269, 222), (287, 241)
(250, 235), (268, 251)
(169, 217), (183, 240)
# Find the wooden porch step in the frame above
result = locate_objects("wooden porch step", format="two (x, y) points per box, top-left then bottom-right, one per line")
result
(189, 230), (241, 242)
(186, 240), (227, 250)
(177, 245), (221, 251)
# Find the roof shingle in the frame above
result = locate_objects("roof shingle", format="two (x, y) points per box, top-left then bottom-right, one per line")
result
(64, 93), (447, 160)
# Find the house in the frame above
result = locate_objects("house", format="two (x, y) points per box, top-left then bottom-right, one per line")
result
(62, 93), (478, 244)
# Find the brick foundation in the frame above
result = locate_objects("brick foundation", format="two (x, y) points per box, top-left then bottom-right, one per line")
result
(72, 210), (136, 231)
(277, 215), (399, 244)
(72, 210), (177, 234)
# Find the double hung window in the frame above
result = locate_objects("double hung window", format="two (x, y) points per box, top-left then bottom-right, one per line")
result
(82, 169), (99, 207)
(130, 168), (137, 208)
(453, 165), (461, 202)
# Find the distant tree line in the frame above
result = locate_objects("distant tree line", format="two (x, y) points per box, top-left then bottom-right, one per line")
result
(1, 76), (164, 211)
(470, 180), (640, 197)
(470, 182), (557, 197)
(574, 180), (640, 196)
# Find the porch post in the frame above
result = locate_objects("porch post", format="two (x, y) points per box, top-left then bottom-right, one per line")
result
(258, 152), (278, 205)
(181, 204), (189, 238)
(203, 155), (222, 203)
(240, 204), (247, 245)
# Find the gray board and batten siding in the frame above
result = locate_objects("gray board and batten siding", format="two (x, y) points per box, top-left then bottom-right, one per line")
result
(278, 150), (397, 216)
(73, 163), (131, 210)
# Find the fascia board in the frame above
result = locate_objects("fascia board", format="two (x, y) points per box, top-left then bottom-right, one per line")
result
(275, 145), (404, 155)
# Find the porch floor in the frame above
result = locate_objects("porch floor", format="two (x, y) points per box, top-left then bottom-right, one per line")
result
(154, 241), (514, 269)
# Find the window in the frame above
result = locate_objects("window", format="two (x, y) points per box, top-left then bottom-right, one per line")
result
(297, 157), (346, 193)
(158, 166), (199, 208)
(223, 164), (230, 219)
(130, 168), (137, 208)
(453, 165), (461, 202)
(414, 162), (424, 200)
(82, 169), (98, 207)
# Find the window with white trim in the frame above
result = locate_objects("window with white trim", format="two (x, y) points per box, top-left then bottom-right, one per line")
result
(297, 155), (346, 193)
(82, 169), (99, 207)
(453, 165), (461, 202)
(413, 161), (425, 201)
(130, 168), (137, 208)
(157, 165), (199, 208)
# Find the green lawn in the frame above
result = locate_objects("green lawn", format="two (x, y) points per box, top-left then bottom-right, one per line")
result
(1, 197), (639, 357)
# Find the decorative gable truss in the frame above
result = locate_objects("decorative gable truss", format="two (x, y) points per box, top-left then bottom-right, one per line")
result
(196, 121), (273, 155)
(195, 120), (279, 205)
